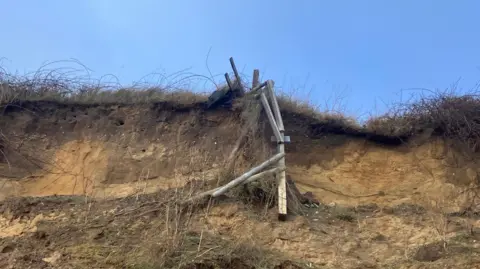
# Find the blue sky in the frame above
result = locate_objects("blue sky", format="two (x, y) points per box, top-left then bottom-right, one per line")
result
(1, 0), (479, 119)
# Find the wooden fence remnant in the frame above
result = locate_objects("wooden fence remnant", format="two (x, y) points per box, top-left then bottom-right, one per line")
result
(229, 57), (242, 88)
(252, 69), (260, 89)
(212, 152), (285, 197)
(265, 80), (288, 220)
(191, 58), (292, 221)
(259, 92), (283, 143)
(225, 73), (233, 90)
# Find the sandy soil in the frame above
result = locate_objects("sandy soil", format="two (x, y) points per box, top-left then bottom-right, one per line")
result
(1, 101), (480, 268)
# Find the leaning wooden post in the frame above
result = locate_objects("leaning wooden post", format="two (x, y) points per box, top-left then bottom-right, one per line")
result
(266, 80), (284, 131)
(212, 152), (285, 197)
(259, 91), (283, 143)
(252, 69), (260, 89)
(224, 73), (233, 91)
(229, 57), (242, 88)
(267, 80), (288, 221)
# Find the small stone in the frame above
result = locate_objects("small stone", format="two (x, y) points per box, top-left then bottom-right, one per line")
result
(43, 251), (62, 265)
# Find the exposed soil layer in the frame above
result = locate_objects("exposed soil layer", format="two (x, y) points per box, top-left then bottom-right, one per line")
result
(1, 100), (480, 268)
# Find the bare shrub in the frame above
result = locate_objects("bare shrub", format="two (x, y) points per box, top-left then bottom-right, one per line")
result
(366, 90), (480, 151)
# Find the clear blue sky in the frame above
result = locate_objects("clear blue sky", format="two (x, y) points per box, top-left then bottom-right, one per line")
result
(1, 0), (479, 119)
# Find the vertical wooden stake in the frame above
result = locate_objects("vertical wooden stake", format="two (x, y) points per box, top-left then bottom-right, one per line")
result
(252, 69), (260, 89)
(277, 140), (287, 221)
(224, 73), (233, 90)
(229, 57), (242, 87)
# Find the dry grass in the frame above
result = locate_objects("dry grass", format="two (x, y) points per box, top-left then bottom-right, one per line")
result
(0, 63), (480, 151)
(0, 82), (207, 106)
(104, 183), (303, 269)
(0, 63), (208, 106)
(4, 62), (480, 152)
(365, 90), (480, 151)
(4, 62), (480, 153)
(277, 93), (361, 130)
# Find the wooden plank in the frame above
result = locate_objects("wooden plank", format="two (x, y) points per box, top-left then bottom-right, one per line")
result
(252, 69), (260, 89)
(260, 91), (283, 143)
(212, 152), (286, 197)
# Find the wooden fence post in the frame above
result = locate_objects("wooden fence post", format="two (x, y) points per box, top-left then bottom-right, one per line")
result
(225, 73), (233, 90)
(229, 57), (242, 87)
(266, 80), (288, 221)
(252, 69), (260, 89)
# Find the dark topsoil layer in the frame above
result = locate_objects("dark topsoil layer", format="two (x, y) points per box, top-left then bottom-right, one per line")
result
(0, 99), (411, 146)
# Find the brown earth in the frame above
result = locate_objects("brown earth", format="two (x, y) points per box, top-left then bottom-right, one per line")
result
(1, 100), (480, 268)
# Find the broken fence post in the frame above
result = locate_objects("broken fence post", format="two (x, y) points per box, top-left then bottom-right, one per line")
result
(252, 69), (260, 89)
(212, 152), (286, 197)
(224, 73), (233, 90)
(229, 57), (242, 88)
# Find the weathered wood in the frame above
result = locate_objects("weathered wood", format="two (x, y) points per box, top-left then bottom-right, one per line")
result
(229, 57), (242, 88)
(265, 80), (288, 220)
(183, 186), (220, 204)
(260, 91), (283, 143)
(212, 152), (286, 197)
(246, 81), (267, 96)
(225, 73), (233, 90)
(183, 167), (285, 204)
(266, 80), (285, 132)
(244, 166), (285, 184)
(277, 141), (287, 220)
(252, 69), (260, 89)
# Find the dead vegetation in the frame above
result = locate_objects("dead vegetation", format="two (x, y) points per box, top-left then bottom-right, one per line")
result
(365, 90), (480, 151)
(3, 62), (480, 152)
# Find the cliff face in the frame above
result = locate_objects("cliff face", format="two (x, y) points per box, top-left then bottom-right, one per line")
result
(0, 100), (477, 210)
(1, 100), (479, 268)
